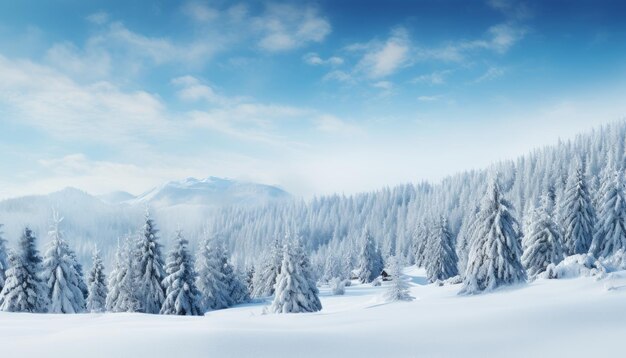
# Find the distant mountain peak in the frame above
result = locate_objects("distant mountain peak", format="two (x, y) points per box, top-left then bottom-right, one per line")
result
(129, 176), (290, 207)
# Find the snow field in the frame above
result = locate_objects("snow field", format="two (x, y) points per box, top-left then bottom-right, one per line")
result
(1, 266), (625, 358)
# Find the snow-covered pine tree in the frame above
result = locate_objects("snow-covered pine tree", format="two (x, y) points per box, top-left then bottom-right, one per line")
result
(560, 161), (596, 255)
(42, 213), (86, 313)
(357, 228), (384, 283)
(590, 170), (626, 258)
(0, 224), (8, 291)
(425, 216), (459, 283)
(70, 250), (88, 300)
(223, 263), (249, 305)
(195, 234), (230, 310)
(412, 223), (429, 268)
(86, 245), (107, 313)
(245, 265), (255, 296)
(456, 205), (479, 277)
(384, 255), (413, 302)
(160, 231), (202, 315)
(521, 193), (564, 278)
(270, 236), (322, 313)
(252, 237), (283, 297)
(461, 178), (526, 294)
(135, 210), (166, 314)
(106, 237), (140, 312)
(0, 227), (49, 312)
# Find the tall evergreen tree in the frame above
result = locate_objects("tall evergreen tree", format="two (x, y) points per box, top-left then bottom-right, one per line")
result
(135, 210), (166, 314)
(461, 179), (526, 294)
(42, 214), (86, 313)
(161, 231), (202, 316)
(357, 228), (384, 283)
(561, 161), (596, 255)
(0, 224), (8, 291)
(412, 223), (429, 268)
(0, 227), (48, 312)
(252, 237), (282, 297)
(195, 234), (230, 310)
(106, 237), (140, 312)
(425, 216), (458, 282)
(222, 257), (250, 305)
(270, 236), (321, 313)
(86, 245), (108, 313)
(521, 194), (565, 278)
(591, 170), (626, 258)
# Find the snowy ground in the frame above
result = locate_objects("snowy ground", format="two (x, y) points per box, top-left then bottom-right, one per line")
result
(1, 267), (625, 358)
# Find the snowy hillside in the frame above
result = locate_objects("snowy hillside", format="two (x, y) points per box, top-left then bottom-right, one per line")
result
(1, 267), (624, 358)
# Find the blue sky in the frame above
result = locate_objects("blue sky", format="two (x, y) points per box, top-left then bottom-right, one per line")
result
(0, 0), (625, 198)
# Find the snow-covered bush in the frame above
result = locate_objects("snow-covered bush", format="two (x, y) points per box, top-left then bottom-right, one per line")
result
(329, 277), (345, 295)
(371, 277), (382, 287)
(601, 249), (626, 271)
(540, 254), (607, 280)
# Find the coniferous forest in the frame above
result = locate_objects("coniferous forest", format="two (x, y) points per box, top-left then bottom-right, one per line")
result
(1, 121), (625, 315)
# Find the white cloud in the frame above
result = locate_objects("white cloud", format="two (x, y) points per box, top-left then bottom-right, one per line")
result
(354, 27), (410, 78)
(474, 67), (506, 82)
(412, 70), (452, 85)
(254, 4), (331, 52)
(315, 115), (362, 135)
(417, 95), (442, 102)
(171, 75), (243, 106)
(86, 11), (109, 25)
(303, 52), (343, 66)
(0, 54), (172, 144)
(182, 2), (220, 22)
(322, 70), (353, 83)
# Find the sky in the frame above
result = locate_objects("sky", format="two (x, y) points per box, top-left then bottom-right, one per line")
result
(0, 0), (625, 199)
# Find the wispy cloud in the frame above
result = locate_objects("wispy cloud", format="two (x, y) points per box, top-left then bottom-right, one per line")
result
(412, 70), (453, 85)
(353, 27), (410, 78)
(0, 54), (173, 145)
(254, 4), (331, 52)
(474, 66), (506, 82)
(303, 52), (343, 66)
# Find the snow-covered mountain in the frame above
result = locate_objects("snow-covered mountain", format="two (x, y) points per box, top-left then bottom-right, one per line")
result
(129, 176), (290, 207)
(0, 177), (290, 266)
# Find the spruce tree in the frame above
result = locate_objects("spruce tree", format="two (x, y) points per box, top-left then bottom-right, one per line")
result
(86, 246), (108, 313)
(0, 227), (48, 312)
(591, 170), (626, 258)
(425, 216), (459, 283)
(252, 237), (282, 297)
(222, 259), (250, 305)
(561, 161), (596, 255)
(461, 179), (526, 294)
(161, 231), (202, 316)
(521, 194), (564, 278)
(42, 214), (86, 313)
(357, 228), (384, 283)
(195, 234), (230, 310)
(106, 237), (140, 312)
(270, 236), (321, 313)
(135, 210), (166, 314)
(0, 225), (8, 291)
(412, 223), (429, 268)
(384, 256), (413, 301)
